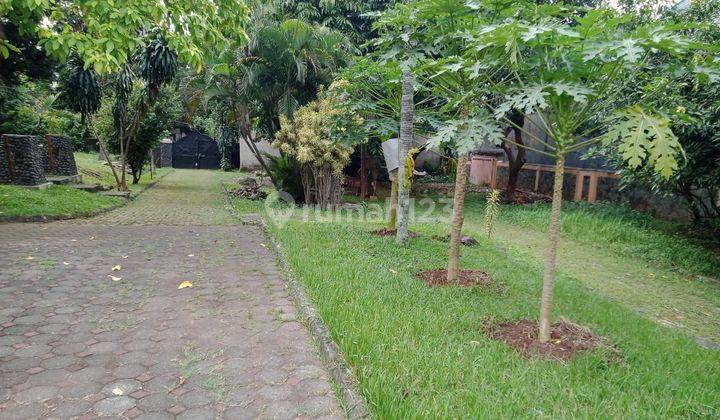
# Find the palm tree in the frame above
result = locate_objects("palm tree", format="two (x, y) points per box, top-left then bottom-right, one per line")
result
(395, 68), (414, 246)
(182, 10), (352, 186)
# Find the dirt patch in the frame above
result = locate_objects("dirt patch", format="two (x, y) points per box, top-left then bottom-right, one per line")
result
(370, 228), (418, 238)
(415, 269), (500, 290)
(486, 318), (618, 361)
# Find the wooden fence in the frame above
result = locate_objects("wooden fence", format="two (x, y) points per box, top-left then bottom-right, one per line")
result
(471, 156), (620, 203)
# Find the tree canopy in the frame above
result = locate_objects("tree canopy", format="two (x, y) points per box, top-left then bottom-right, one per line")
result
(1, 0), (250, 73)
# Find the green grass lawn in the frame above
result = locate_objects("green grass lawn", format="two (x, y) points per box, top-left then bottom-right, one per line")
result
(75, 151), (170, 191)
(0, 184), (121, 219)
(0, 152), (171, 220)
(229, 192), (720, 417)
(466, 197), (720, 278)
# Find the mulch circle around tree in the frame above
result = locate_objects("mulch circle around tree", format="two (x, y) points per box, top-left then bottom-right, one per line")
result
(370, 228), (418, 238)
(415, 269), (501, 290)
(486, 318), (620, 362)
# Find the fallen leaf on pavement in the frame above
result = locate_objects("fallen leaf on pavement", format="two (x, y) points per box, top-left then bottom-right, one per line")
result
(112, 387), (124, 395)
(178, 281), (193, 289)
(122, 255), (129, 259)
(112, 265), (121, 271)
(108, 275), (122, 281)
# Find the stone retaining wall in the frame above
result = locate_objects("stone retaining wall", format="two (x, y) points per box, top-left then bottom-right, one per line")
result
(40, 135), (78, 176)
(0, 134), (47, 185)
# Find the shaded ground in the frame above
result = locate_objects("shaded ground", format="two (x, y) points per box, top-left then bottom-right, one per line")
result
(489, 222), (720, 345)
(0, 170), (342, 419)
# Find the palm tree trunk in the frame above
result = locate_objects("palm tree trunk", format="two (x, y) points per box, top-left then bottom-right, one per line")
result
(447, 153), (469, 282)
(388, 171), (398, 230)
(539, 154), (565, 343)
(396, 69), (414, 246)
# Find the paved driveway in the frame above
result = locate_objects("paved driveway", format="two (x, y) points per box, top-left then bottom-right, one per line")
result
(0, 170), (343, 419)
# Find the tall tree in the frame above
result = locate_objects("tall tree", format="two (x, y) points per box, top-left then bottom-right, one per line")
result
(396, 68), (415, 246)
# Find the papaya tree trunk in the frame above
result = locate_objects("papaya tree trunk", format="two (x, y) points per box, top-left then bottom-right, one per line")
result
(447, 153), (469, 282)
(388, 171), (398, 230)
(396, 68), (414, 246)
(539, 154), (565, 343)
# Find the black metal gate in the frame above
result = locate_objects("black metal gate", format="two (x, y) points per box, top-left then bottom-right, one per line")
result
(172, 133), (221, 169)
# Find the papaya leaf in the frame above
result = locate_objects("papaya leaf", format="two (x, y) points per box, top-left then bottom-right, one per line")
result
(602, 106), (682, 179)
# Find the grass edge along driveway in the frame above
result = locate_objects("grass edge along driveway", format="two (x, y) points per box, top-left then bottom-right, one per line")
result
(261, 214), (720, 418)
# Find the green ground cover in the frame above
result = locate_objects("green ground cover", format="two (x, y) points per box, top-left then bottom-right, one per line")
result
(0, 184), (120, 219)
(75, 152), (169, 191)
(229, 190), (720, 417)
(0, 152), (171, 220)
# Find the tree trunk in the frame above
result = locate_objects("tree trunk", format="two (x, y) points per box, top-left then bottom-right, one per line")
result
(360, 144), (368, 199)
(118, 84), (160, 191)
(538, 154), (565, 343)
(235, 105), (280, 190)
(98, 141), (121, 187)
(447, 153), (470, 282)
(388, 171), (398, 230)
(118, 124), (127, 191)
(501, 126), (526, 198)
(396, 69), (414, 246)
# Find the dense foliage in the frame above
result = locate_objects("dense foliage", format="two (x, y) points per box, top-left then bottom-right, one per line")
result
(94, 84), (182, 184)
(274, 87), (354, 208)
(278, 0), (395, 46)
(181, 4), (353, 188)
(597, 0), (720, 225)
(1, 0), (249, 74)
(0, 79), (86, 149)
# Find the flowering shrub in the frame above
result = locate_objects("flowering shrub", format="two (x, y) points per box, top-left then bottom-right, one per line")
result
(274, 85), (356, 208)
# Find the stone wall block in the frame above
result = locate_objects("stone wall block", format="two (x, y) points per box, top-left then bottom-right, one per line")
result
(43, 135), (78, 176)
(0, 134), (47, 185)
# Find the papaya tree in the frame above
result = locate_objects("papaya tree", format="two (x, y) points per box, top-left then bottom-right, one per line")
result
(465, 6), (717, 342)
(401, 0), (511, 281)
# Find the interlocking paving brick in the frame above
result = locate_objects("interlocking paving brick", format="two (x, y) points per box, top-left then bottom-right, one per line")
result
(0, 170), (343, 419)
(94, 395), (136, 415)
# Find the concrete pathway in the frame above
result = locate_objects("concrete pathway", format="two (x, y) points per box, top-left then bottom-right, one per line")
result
(0, 170), (343, 419)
